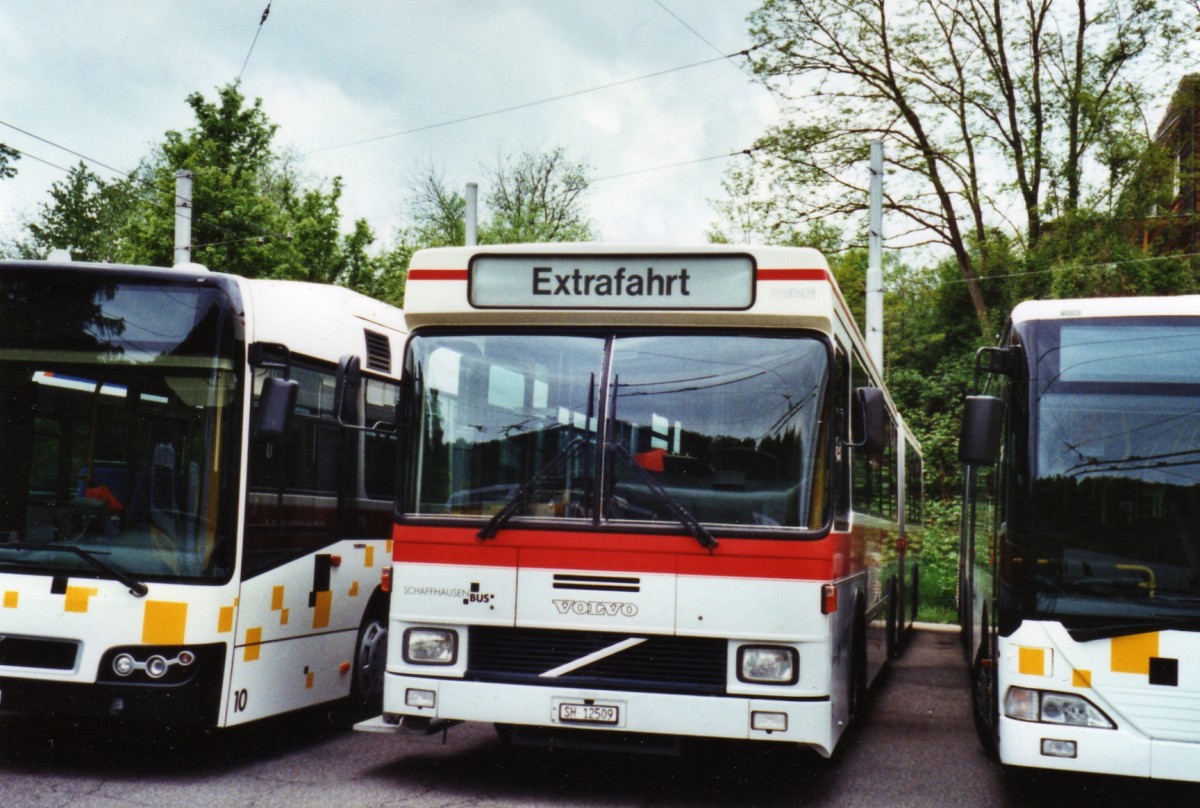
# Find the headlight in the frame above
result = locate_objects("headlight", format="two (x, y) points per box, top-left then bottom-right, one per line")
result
(112, 653), (136, 677)
(403, 628), (458, 665)
(1004, 687), (1115, 729)
(738, 645), (798, 684)
(145, 655), (169, 678)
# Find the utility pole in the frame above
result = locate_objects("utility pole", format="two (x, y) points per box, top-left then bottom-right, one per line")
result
(465, 182), (478, 246)
(866, 141), (884, 372)
(174, 170), (194, 267)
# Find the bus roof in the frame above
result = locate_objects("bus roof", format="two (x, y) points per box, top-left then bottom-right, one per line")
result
(241, 278), (406, 374)
(1012, 296), (1200, 323)
(0, 259), (407, 376)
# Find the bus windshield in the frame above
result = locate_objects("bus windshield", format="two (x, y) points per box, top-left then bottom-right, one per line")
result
(405, 331), (830, 532)
(1028, 317), (1200, 619)
(0, 271), (242, 583)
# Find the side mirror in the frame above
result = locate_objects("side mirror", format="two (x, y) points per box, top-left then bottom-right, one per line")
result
(255, 377), (299, 440)
(850, 386), (886, 455)
(334, 354), (362, 426)
(959, 395), (1004, 466)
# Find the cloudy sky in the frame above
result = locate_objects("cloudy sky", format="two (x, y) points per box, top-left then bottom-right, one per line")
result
(0, 1), (779, 250)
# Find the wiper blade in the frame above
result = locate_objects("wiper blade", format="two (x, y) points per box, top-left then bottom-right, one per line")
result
(477, 436), (591, 541)
(6, 543), (148, 597)
(1068, 617), (1200, 642)
(610, 442), (718, 552)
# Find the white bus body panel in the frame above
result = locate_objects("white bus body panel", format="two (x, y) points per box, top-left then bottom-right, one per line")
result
(998, 621), (1200, 781)
(224, 537), (386, 725)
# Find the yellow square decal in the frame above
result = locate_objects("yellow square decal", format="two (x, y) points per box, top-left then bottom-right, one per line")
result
(271, 585), (285, 611)
(244, 627), (263, 662)
(142, 600), (188, 644)
(1018, 646), (1047, 676)
(3, 591), (17, 609)
(1072, 669), (1092, 688)
(218, 605), (235, 633)
(312, 590), (332, 629)
(1112, 632), (1159, 675)
(64, 586), (99, 613)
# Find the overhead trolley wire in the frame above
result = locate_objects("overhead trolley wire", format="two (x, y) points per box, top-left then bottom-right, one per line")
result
(0, 120), (294, 249)
(592, 148), (758, 183)
(238, 1), (274, 81)
(308, 47), (759, 155)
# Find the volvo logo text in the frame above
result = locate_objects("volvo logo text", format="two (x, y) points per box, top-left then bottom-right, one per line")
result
(552, 599), (638, 617)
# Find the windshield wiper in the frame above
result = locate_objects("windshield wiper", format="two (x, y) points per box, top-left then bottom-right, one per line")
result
(1068, 616), (1200, 642)
(5, 543), (148, 597)
(477, 436), (592, 541)
(610, 442), (718, 552)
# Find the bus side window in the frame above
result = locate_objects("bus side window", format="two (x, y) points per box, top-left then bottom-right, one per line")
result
(245, 360), (342, 576)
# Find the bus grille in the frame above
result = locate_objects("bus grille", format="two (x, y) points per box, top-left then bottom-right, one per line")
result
(467, 627), (727, 695)
(0, 636), (79, 670)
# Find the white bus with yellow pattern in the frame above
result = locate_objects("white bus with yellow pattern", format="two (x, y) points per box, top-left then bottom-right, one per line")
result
(0, 258), (404, 726)
(960, 296), (1200, 780)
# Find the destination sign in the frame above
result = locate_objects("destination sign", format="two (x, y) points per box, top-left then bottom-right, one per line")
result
(469, 253), (755, 310)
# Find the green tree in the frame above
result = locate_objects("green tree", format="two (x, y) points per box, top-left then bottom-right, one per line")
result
(740, 0), (1184, 329)
(114, 82), (362, 282)
(17, 162), (134, 262)
(481, 147), (594, 243)
(0, 143), (18, 181)
(401, 167), (468, 249)
(399, 148), (594, 251)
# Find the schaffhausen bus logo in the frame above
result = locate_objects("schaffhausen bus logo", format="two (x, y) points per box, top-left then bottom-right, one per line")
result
(552, 599), (638, 617)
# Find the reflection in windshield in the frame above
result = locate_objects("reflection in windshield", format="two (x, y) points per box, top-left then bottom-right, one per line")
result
(0, 366), (238, 582)
(1027, 318), (1200, 620)
(0, 275), (241, 582)
(406, 332), (830, 532)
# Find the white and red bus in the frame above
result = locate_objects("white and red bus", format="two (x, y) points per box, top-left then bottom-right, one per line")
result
(362, 244), (921, 756)
(960, 296), (1200, 780)
(0, 257), (405, 726)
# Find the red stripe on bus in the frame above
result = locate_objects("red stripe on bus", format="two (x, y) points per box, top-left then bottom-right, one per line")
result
(408, 269), (468, 281)
(407, 268), (828, 282)
(757, 268), (830, 281)
(392, 524), (855, 580)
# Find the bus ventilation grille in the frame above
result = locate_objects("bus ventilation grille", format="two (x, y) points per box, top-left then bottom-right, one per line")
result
(363, 329), (391, 372)
(468, 627), (727, 695)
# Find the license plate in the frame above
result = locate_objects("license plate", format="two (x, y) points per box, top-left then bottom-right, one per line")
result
(557, 702), (619, 725)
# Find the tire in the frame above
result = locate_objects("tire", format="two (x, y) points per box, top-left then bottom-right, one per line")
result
(349, 608), (388, 719)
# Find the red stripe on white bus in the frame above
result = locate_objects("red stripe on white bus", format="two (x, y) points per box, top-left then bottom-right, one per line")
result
(392, 524), (858, 581)
(407, 269), (469, 280)
(756, 268), (829, 281)
(406, 267), (829, 282)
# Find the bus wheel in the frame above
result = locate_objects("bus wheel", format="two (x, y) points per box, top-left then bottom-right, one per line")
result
(350, 609), (388, 718)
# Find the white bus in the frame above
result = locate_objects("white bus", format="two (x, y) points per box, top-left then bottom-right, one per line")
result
(0, 257), (405, 726)
(360, 244), (922, 757)
(960, 296), (1200, 780)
